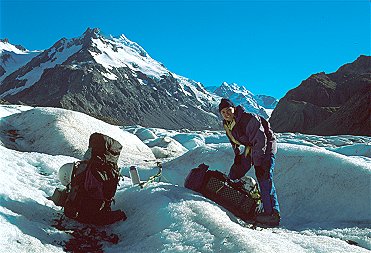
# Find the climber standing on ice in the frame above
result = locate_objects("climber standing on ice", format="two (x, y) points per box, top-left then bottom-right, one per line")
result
(219, 98), (281, 226)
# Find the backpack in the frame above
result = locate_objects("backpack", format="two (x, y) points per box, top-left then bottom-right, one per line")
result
(184, 163), (209, 191)
(201, 170), (260, 221)
(64, 133), (123, 221)
(237, 113), (274, 142)
(184, 164), (261, 222)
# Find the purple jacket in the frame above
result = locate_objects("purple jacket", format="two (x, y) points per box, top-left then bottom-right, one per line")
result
(224, 105), (277, 167)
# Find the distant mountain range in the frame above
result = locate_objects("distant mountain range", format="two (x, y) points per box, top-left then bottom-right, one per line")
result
(0, 28), (277, 129)
(2, 29), (367, 136)
(206, 82), (278, 119)
(270, 55), (371, 136)
(0, 28), (222, 130)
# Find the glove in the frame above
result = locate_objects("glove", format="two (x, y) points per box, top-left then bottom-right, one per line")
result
(234, 146), (241, 156)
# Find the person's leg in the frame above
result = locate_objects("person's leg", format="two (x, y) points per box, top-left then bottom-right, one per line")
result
(257, 180), (273, 214)
(255, 154), (280, 225)
(258, 155), (280, 214)
(269, 155), (280, 213)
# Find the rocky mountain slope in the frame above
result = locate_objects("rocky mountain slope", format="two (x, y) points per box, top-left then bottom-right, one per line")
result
(269, 55), (371, 136)
(0, 28), (220, 130)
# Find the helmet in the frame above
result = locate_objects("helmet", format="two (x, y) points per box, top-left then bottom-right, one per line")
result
(58, 163), (74, 186)
(240, 176), (257, 192)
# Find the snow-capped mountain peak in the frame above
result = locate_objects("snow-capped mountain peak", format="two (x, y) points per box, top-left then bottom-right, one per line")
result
(255, 94), (279, 109)
(218, 82), (254, 97)
(0, 39), (28, 54)
(213, 82), (277, 119)
(89, 33), (167, 80)
(82, 27), (101, 40)
(115, 34), (148, 58)
(0, 37), (82, 98)
(0, 28), (220, 130)
(0, 39), (41, 84)
(80, 29), (216, 105)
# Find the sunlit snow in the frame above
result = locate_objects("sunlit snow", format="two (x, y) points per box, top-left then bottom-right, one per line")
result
(0, 41), (28, 54)
(0, 105), (370, 253)
(90, 37), (167, 81)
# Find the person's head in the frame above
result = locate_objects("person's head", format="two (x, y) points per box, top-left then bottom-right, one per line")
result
(219, 98), (235, 121)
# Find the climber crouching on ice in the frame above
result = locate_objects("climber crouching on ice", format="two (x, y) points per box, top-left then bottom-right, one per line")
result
(219, 98), (281, 227)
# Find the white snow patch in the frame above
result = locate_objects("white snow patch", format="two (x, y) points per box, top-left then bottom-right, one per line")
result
(0, 105), (370, 252)
(100, 70), (118, 80)
(0, 106), (155, 167)
(328, 143), (371, 158)
(90, 37), (167, 80)
(0, 41), (28, 54)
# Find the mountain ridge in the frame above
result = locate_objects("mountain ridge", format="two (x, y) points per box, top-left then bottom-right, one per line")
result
(209, 82), (278, 118)
(269, 55), (371, 136)
(0, 28), (221, 130)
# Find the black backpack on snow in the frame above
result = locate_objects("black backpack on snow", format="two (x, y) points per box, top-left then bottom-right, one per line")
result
(184, 164), (261, 222)
(64, 133), (125, 224)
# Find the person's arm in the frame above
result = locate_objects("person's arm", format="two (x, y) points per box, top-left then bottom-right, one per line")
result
(225, 135), (240, 155)
(245, 116), (267, 166)
(224, 122), (241, 155)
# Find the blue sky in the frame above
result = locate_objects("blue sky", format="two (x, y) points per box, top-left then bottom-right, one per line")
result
(1, 0), (370, 99)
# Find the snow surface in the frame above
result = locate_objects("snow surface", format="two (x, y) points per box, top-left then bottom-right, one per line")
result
(265, 109), (274, 118)
(0, 105), (370, 253)
(0, 107), (155, 167)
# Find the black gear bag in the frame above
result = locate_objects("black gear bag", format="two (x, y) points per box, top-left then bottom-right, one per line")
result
(185, 164), (259, 222)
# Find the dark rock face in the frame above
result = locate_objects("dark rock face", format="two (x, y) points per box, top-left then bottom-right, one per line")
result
(1, 53), (11, 64)
(0, 66), (5, 77)
(0, 28), (220, 130)
(270, 55), (371, 136)
(5, 64), (219, 129)
(313, 88), (370, 136)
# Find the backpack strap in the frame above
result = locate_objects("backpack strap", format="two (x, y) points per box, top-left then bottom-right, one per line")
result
(259, 116), (274, 141)
(228, 114), (253, 157)
(223, 119), (242, 146)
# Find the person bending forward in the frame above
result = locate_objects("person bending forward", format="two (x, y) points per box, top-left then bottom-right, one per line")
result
(219, 98), (280, 226)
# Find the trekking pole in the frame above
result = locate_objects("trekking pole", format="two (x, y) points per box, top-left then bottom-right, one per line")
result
(139, 162), (163, 189)
(153, 161), (172, 184)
